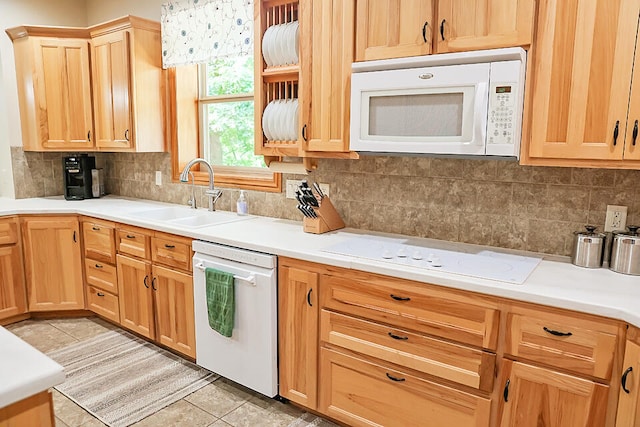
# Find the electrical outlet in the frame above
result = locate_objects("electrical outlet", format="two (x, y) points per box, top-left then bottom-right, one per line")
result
(155, 171), (162, 186)
(285, 180), (330, 199)
(604, 205), (628, 232)
(285, 179), (303, 199)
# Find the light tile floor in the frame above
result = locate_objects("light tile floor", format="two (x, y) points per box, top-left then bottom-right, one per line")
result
(5, 317), (337, 427)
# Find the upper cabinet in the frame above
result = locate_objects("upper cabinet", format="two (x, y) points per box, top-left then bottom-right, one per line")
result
(7, 28), (94, 151)
(6, 16), (166, 153)
(355, 0), (534, 61)
(254, 0), (357, 161)
(522, 0), (640, 168)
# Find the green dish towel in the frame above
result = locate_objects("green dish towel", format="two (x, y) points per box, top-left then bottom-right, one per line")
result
(205, 267), (235, 337)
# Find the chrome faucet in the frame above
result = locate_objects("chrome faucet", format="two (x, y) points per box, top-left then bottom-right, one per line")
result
(179, 158), (223, 211)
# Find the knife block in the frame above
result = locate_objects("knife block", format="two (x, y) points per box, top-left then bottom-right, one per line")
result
(303, 197), (345, 234)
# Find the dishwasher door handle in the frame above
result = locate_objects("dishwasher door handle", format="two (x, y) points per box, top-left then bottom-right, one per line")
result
(195, 262), (257, 286)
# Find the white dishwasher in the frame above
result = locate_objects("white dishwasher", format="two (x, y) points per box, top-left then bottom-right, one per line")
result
(192, 240), (278, 397)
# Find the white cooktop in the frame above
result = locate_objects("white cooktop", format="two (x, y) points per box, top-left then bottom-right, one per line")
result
(322, 236), (542, 285)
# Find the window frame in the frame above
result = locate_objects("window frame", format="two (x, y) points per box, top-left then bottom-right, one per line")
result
(169, 63), (281, 192)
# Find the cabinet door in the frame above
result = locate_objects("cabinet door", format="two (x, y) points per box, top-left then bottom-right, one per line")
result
(300, 0), (354, 153)
(624, 32), (640, 160)
(92, 30), (132, 149)
(278, 263), (319, 409)
(355, 0), (433, 61)
(152, 265), (195, 358)
(22, 217), (84, 311)
(527, 0), (640, 160)
(33, 38), (94, 150)
(0, 245), (27, 320)
(499, 360), (609, 427)
(117, 254), (154, 339)
(436, 0), (534, 53)
(616, 339), (640, 426)
(82, 220), (115, 264)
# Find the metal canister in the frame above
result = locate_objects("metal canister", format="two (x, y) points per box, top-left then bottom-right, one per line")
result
(571, 225), (605, 268)
(610, 225), (640, 275)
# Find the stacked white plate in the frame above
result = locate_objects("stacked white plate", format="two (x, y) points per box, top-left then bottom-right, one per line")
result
(262, 21), (299, 67)
(262, 98), (299, 141)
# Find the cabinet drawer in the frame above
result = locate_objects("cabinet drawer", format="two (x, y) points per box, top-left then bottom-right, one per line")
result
(87, 286), (119, 323)
(320, 310), (495, 391)
(151, 236), (192, 272)
(320, 275), (499, 349)
(116, 227), (150, 259)
(505, 310), (620, 380)
(0, 217), (18, 245)
(85, 258), (118, 294)
(318, 347), (491, 427)
(82, 220), (115, 263)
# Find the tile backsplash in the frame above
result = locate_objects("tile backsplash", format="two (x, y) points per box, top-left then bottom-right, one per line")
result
(11, 146), (640, 257)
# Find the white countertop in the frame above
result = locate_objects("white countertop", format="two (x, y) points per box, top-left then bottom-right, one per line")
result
(0, 326), (64, 408)
(1, 195), (639, 327)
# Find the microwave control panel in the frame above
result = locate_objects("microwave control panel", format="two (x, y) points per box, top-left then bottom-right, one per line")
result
(487, 82), (517, 145)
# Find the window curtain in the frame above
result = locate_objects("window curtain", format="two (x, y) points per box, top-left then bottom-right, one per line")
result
(161, 0), (253, 69)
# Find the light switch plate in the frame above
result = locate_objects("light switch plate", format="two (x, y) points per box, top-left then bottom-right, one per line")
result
(155, 171), (162, 186)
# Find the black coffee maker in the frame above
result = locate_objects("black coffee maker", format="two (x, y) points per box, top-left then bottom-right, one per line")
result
(63, 155), (95, 200)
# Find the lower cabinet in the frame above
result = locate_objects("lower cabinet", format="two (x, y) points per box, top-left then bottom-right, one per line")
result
(616, 330), (640, 426)
(116, 227), (196, 358)
(278, 263), (319, 409)
(0, 217), (27, 321)
(498, 360), (609, 427)
(21, 216), (84, 311)
(319, 347), (491, 427)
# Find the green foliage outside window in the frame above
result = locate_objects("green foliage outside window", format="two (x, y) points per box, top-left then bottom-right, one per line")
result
(203, 56), (264, 168)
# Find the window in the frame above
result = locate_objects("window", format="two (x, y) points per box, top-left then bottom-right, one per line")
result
(169, 60), (280, 192)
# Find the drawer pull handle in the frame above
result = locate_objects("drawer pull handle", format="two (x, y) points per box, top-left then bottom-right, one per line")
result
(388, 332), (408, 341)
(390, 294), (411, 301)
(95, 264), (103, 269)
(144, 275), (150, 289)
(97, 292), (105, 297)
(440, 19), (446, 41)
(622, 367), (633, 394)
(126, 235), (135, 239)
(385, 373), (405, 382)
(543, 326), (573, 337)
(422, 21), (428, 43)
(503, 379), (510, 402)
(152, 277), (158, 291)
(164, 244), (175, 249)
(306, 288), (313, 307)
(92, 226), (100, 231)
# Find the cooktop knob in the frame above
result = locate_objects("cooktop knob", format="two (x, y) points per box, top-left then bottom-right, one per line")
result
(382, 249), (393, 259)
(397, 248), (407, 258)
(412, 251), (423, 260)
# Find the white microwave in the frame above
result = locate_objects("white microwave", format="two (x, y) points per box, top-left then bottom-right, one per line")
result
(350, 47), (526, 158)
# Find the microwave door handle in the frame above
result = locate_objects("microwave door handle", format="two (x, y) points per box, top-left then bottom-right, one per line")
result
(474, 82), (489, 151)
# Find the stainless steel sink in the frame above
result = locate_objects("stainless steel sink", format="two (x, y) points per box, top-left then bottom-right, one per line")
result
(127, 206), (250, 228)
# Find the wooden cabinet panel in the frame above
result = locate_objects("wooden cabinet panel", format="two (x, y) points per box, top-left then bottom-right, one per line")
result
(22, 216), (84, 311)
(92, 30), (132, 150)
(0, 218), (19, 245)
(436, 0), (534, 53)
(505, 310), (619, 380)
(320, 309), (495, 391)
(152, 265), (195, 358)
(0, 390), (55, 427)
(116, 227), (150, 259)
(321, 274), (499, 349)
(498, 360), (609, 427)
(625, 33), (640, 160)
(526, 0), (640, 161)
(300, 0), (354, 153)
(319, 347), (491, 427)
(0, 245), (27, 321)
(84, 258), (118, 294)
(82, 219), (115, 263)
(278, 263), (319, 409)
(116, 254), (154, 339)
(86, 285), (120, 323)
(151, 235), (192, 272)
(615, 338), (640, 426)
(355, 0), (433, 61)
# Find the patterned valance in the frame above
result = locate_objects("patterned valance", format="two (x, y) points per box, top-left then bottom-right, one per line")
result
(161, 0), (253, 69)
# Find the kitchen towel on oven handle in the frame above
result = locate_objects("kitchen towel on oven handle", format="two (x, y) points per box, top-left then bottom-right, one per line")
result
(205, 267), (235, 337)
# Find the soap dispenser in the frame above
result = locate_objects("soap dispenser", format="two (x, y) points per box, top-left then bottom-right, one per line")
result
(236, 190), (248, 215)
